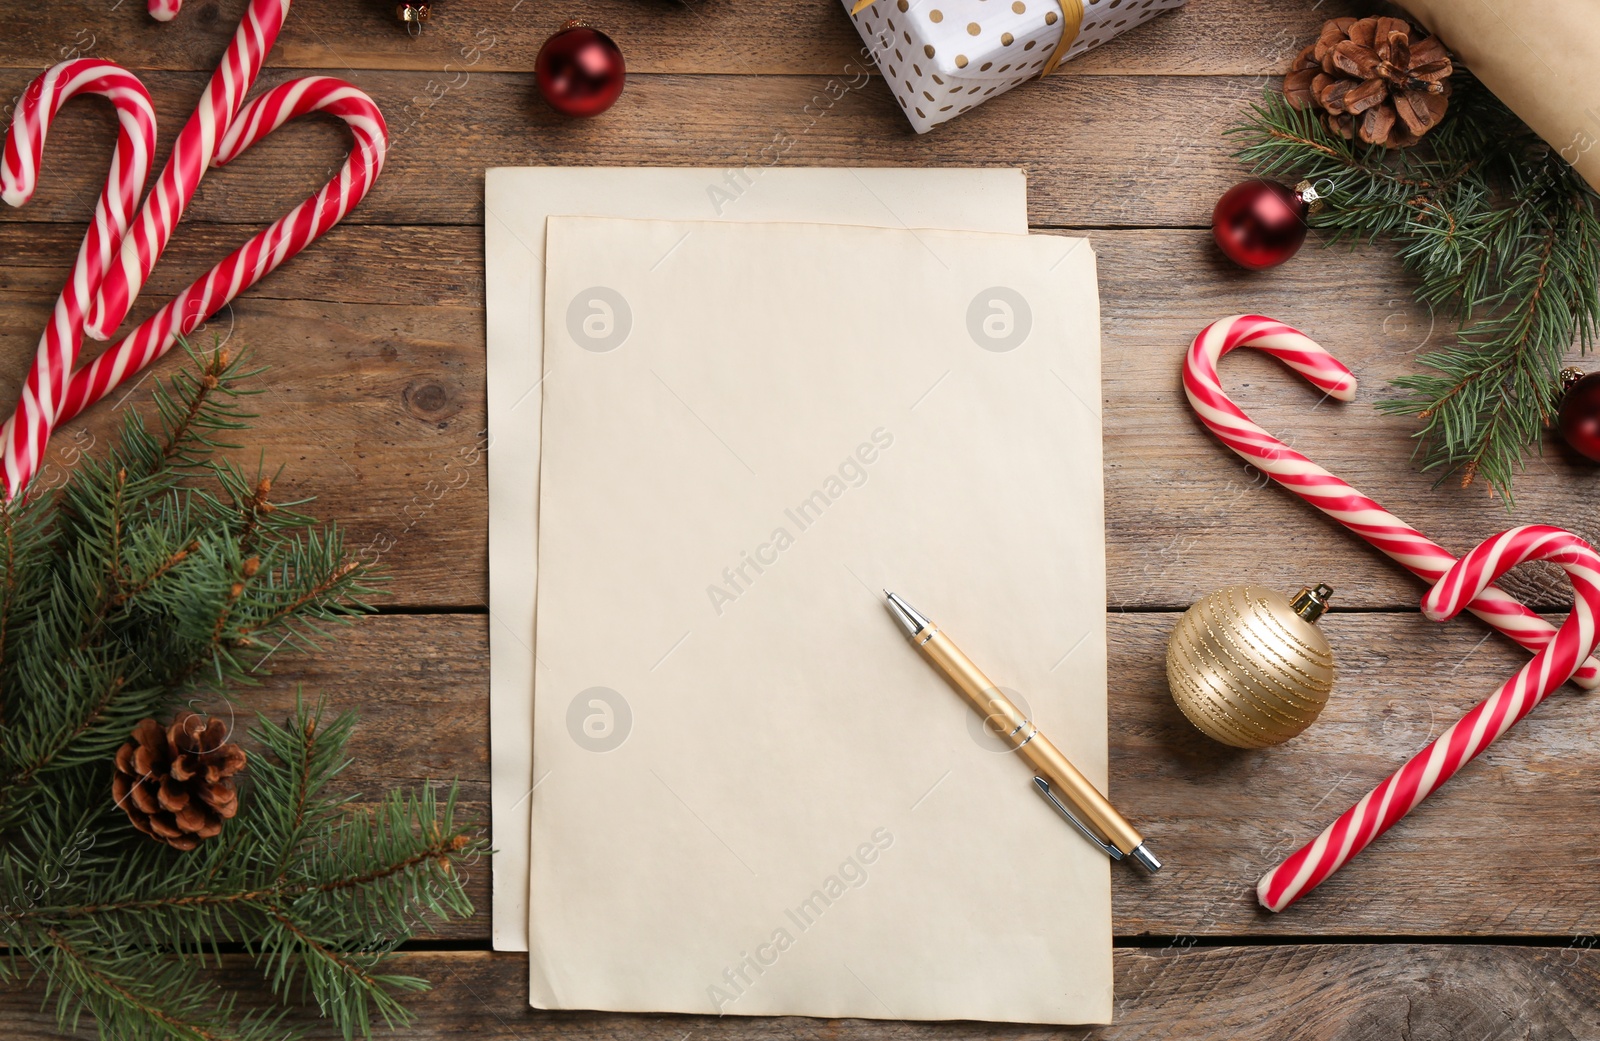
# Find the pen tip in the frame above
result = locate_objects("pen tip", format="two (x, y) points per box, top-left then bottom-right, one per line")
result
(883, 589), (892, 598)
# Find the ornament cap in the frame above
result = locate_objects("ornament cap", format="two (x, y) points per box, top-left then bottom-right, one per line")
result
(1295, 180), (1326, 215)
(1561, 366), (1587, 392)
(1290, 583), (1334, 624)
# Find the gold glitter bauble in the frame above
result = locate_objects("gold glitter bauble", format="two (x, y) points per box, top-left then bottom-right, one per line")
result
(1165, 584), (1336, 749)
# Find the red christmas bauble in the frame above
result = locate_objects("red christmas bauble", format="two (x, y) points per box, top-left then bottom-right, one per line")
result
(536, 21), (626, 118)
(1558, 370), (1600, 462)
(1211, 180), (1310, 270)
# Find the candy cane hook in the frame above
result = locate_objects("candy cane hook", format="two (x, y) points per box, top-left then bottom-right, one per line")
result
(1, 1), (387, 497)
(1184, 314), (1600, 688)
(54, 77), (388, 427)
(86, 0), (293, 341)
(1259, 525), (1600, 909)
(0, 60), (157, 498)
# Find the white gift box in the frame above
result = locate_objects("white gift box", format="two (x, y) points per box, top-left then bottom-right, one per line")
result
(844, 0), (1186, 132)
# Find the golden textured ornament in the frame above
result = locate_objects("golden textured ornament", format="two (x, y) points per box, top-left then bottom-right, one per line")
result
(1166, 583), (1336, 749)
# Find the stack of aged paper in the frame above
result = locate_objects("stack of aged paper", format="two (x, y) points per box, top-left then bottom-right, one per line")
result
(484, 168), (1112, 1025)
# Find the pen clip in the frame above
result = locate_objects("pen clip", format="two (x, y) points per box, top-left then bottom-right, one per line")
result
(1032, 777), (1123, 861)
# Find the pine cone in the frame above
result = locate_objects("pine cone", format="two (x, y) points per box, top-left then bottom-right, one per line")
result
(112, 713), (247, 850)
(1284, 16), (1453, 148)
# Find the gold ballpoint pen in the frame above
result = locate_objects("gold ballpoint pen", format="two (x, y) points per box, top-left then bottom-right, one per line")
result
(885, 592), (1161, 872)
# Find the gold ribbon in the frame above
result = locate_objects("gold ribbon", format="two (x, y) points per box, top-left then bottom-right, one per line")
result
(849, 0), (1085, 79)
(1038, 0), (1085, 78)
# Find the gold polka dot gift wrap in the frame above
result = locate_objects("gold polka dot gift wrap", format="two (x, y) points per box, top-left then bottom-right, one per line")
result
(843, 0), (1187, 133)
(1165, 584), (1337, 749)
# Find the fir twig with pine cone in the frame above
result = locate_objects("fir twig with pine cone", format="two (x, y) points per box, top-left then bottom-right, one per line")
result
(1231, 51), (1600, 499)
(0, 345), (484, 1041)
(1284, 16), (1453, 148)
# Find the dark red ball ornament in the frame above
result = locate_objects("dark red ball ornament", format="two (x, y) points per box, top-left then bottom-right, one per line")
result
(536, 20), (626, 118)
(1557, 368), (1600, 462)
(1211, 179), (1321, 270)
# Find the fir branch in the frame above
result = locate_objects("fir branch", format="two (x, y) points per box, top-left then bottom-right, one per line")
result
(1228, 79), (1600, 502)
(113, 539), (201, 608)
(3, 674), (129, 794)
(0, 493), (52, 740)
(3, 831), (469, 923)
(45, 930), (210, 1038)
(0, 348), (474, 1041)
(236, 560), (364, 641)
(0, 505), (17, 727)
(161, 364), (225, 464)
(38, 929), (256, 1041)
(273, 701), (324, 881)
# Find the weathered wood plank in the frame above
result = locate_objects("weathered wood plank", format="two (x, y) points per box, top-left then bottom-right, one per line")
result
(252, 611), (1600, 939)
(5, 223), (1597, 612)
(3, 0), (1359, 77)
(0, 224), (490, 606)
(0, 69), (1291, 230)
(5, 945), (1597, 1039)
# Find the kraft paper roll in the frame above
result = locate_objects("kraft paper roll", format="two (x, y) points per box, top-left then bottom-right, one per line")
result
(1403, 0), (1600, 192)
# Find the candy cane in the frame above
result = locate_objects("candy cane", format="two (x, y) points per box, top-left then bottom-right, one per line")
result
(1259, 525), (1600, 910)
(85, 0), (292, 341)
(55, 77), (388, 425)
(1184, 314), (1600, 689)
(0, 60), (157, 497)
(1, 3), (387, 496)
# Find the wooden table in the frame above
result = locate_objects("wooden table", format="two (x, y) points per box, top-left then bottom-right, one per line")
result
(4, 2), (1599, 1037)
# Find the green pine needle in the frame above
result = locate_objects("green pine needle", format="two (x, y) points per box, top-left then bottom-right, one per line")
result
(0, 342), (484, 1041)
(1227, 76), (1600, 504)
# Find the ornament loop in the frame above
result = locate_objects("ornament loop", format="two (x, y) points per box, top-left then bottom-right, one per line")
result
(1294, 179), (1327, 215)
(1290, 583), (1333, 622)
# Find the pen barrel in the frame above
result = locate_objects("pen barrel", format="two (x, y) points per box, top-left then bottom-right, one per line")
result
(918, 628), (1143, 855)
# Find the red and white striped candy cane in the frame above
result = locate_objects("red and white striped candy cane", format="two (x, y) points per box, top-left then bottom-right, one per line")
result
(85, 0), (291, 341)
(0, 60), (157, 497)
(1258, 525), (1600, 910)
(1184, 313), (1600, 689)
(55, 77), (388, 425)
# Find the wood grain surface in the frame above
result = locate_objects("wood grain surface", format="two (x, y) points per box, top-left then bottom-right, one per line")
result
(4, 946), (1598, 1041)
(3, 1), (1598, 1038)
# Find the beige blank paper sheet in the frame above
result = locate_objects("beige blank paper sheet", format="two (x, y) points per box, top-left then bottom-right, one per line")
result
(484, 167), (1028, 951)
(530, 216), (1110, 1024)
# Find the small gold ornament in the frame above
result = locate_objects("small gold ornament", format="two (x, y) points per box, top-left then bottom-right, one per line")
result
(1166, 583), (1336, 749)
